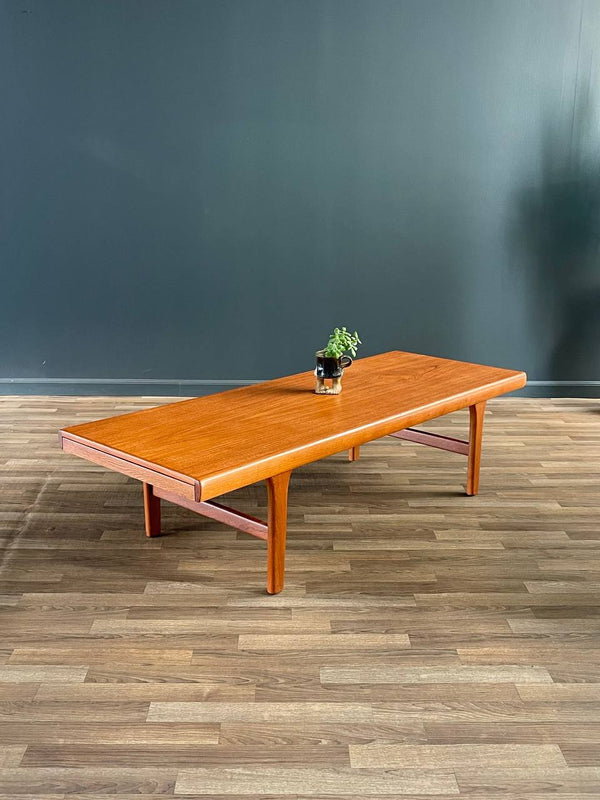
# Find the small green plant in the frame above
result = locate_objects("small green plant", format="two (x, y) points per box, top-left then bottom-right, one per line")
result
(322, 326), (361, 359)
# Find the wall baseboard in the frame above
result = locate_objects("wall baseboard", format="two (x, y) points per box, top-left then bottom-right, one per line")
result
(0, 378), (599, 397)
(0, 378), (259, 397)
(515, 381), (600, 398)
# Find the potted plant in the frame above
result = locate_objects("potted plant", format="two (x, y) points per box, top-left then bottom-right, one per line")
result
(315, 327), (361, 394)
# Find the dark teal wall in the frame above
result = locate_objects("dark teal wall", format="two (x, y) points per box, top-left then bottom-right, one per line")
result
(2, 0), (600, 391)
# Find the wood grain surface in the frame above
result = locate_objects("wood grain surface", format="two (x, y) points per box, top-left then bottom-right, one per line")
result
(59, 351), (526, 500)
(2, 394), (599, 798)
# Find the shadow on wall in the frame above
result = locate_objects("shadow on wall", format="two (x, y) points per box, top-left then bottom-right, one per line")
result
(516, 95), (600, 383)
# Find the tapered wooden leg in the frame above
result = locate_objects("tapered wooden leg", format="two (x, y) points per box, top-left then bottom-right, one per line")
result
(266, 471), (291, 594)
(143, 482), (161, 537)
(466, 402), (485, 496)
(348, 446), (360, 462)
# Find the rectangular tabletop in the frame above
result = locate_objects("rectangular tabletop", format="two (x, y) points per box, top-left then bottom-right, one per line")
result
(59, 351), (526, 502)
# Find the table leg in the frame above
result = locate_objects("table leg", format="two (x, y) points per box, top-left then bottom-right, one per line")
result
(266, 471), (292, 594)
(143, 482), (162, 537)
(466, 402), (486, 496)
(348, 446), (360, 462)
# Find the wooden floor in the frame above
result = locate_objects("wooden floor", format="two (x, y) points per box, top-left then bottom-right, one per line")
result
(1, 396), (600, 798)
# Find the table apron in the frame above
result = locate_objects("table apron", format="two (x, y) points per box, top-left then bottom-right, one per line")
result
(61, 436), (198, 501)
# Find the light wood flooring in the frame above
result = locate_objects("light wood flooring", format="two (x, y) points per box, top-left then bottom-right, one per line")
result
(1, 395), (599, 798)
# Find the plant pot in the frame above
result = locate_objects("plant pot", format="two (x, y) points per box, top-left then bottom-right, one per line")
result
(314, 350), (353, 394)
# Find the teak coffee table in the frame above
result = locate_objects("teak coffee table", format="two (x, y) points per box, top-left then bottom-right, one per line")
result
(59, 351), (526, 594)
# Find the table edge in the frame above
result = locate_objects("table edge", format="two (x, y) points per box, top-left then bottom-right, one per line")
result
(58, 431), (201, 501)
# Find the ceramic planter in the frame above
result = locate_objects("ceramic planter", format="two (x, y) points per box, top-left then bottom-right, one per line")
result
(314, 350), (353, 394)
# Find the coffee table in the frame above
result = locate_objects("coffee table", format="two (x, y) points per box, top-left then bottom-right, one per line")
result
(59, 351), (526, 593)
